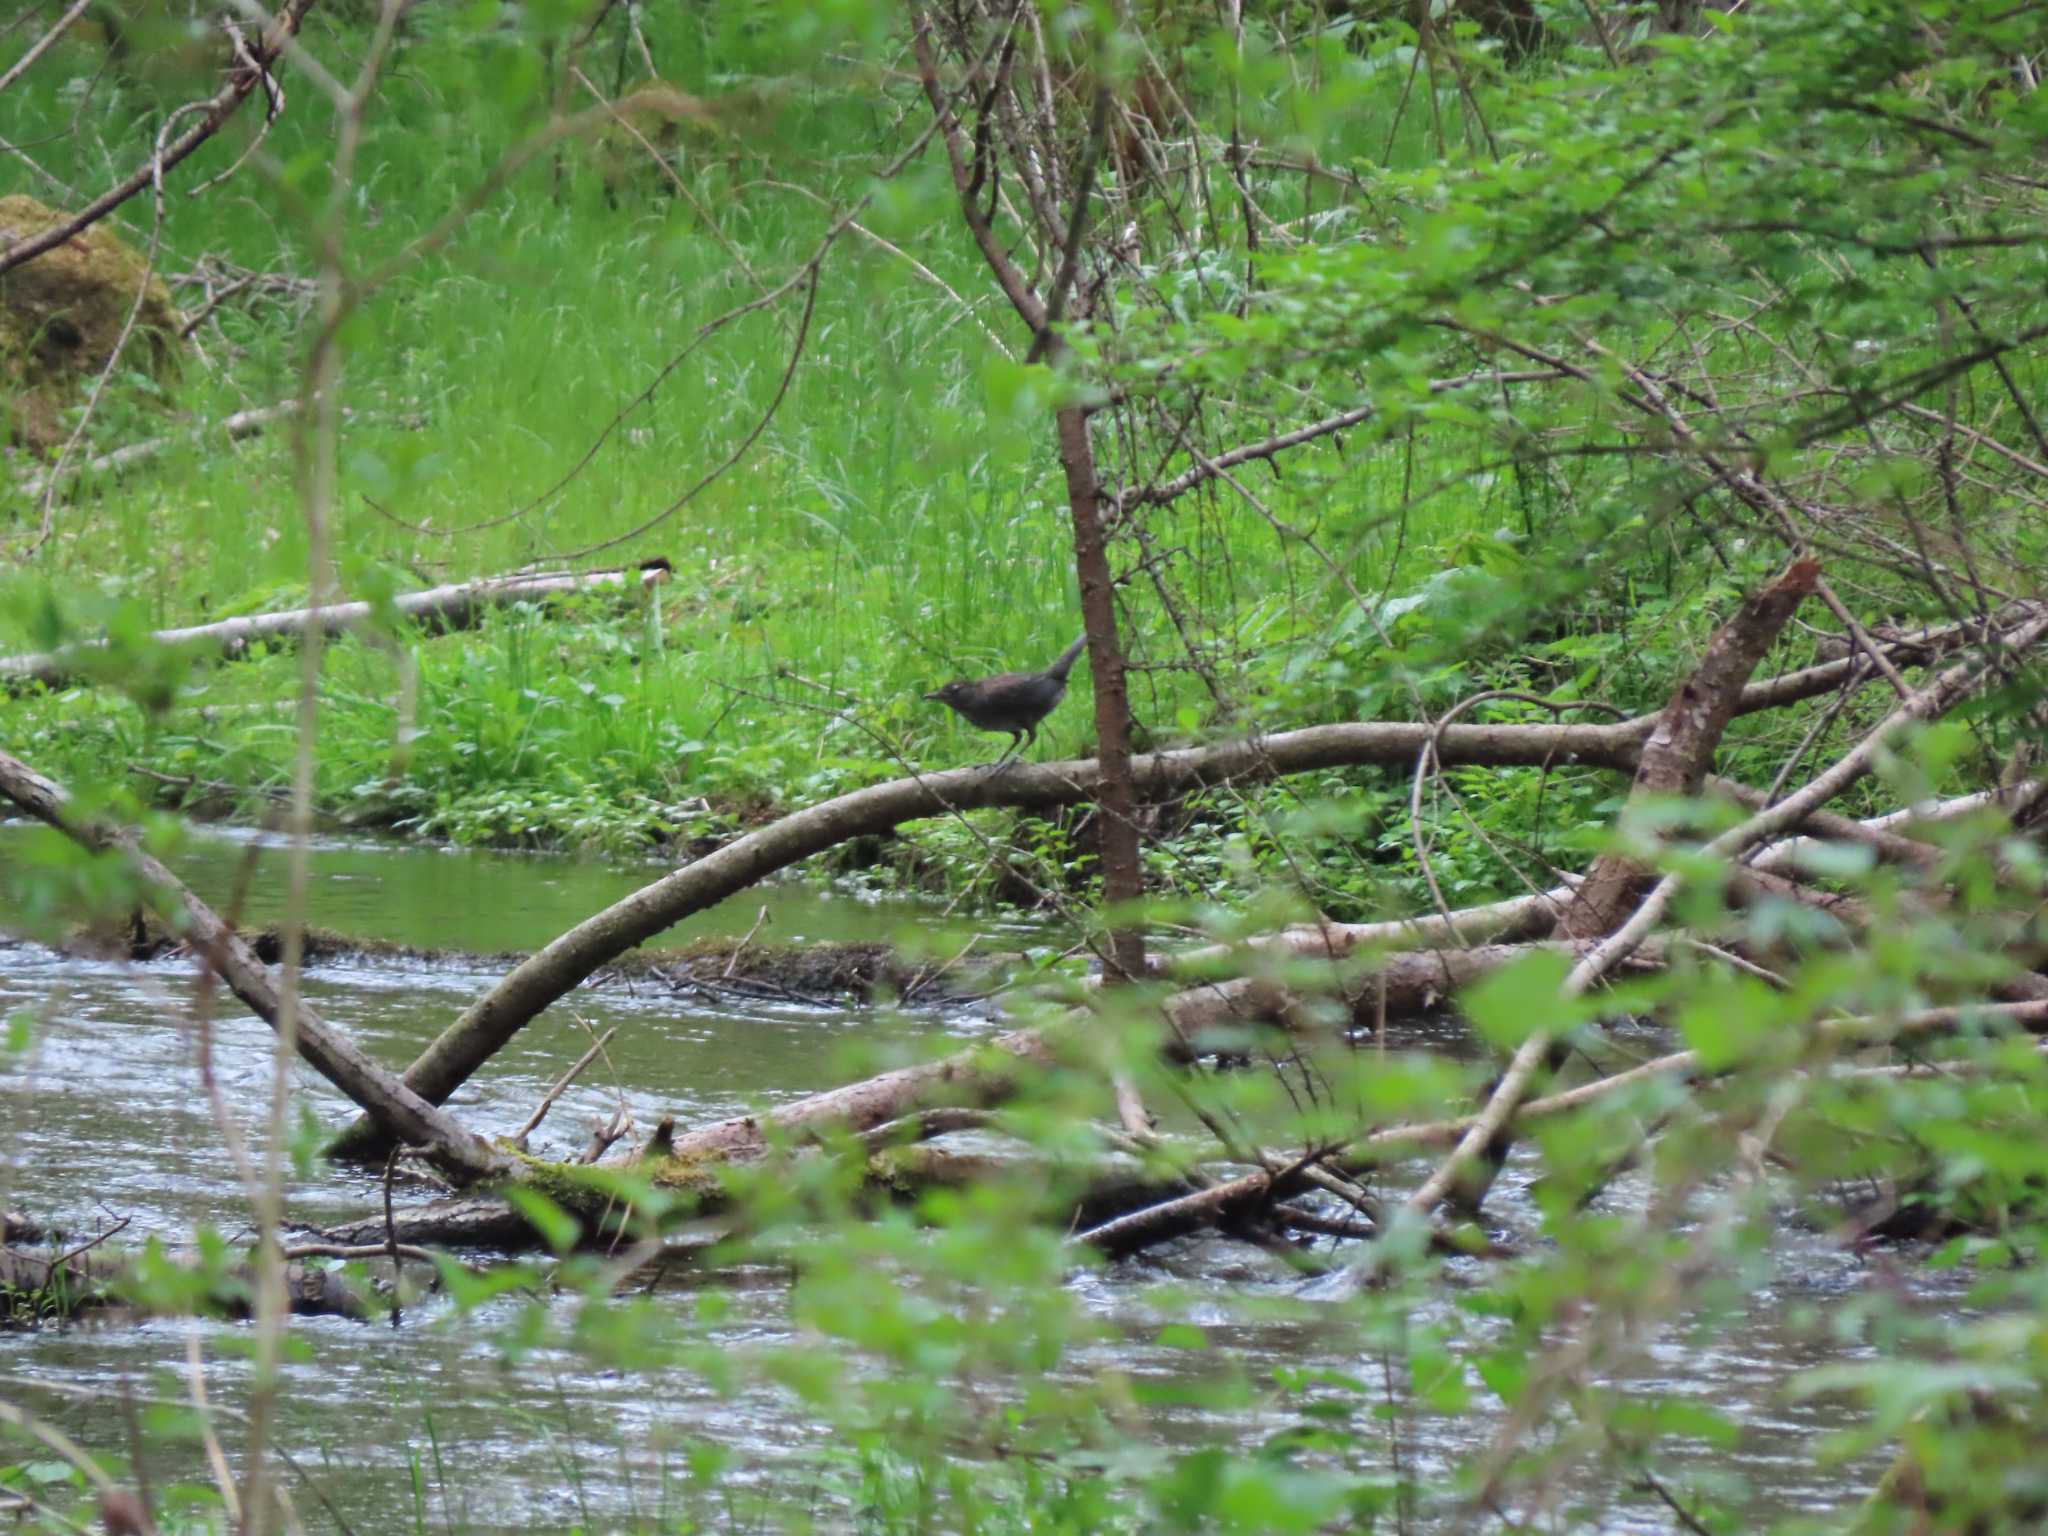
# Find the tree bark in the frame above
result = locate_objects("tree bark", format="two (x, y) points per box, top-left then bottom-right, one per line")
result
(1560, 557), (1821, 940)
(1056, 404), (1147, 983)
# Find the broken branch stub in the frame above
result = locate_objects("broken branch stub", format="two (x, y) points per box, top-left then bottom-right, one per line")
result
(1561, 557), (1820, 942)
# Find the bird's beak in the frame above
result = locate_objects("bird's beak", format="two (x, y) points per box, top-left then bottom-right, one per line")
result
(922, 688), (943, 701)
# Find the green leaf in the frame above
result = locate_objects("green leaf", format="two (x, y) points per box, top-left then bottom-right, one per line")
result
(504, 1187), (583, 1255)
(1461, 948), (1574, 1049)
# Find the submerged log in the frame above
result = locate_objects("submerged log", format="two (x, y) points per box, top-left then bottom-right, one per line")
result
(0, 1240), (369, 1322)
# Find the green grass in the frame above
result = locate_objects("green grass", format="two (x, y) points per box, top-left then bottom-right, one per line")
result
(0, 12), (1519, 867)
(5, 6), (1964, 907)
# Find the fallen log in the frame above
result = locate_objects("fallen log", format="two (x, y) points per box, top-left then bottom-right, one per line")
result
(0, 1240), (369, 1322)
(336, 607), (2030, 1158)
(1146, 776), (2048, 1051)
(15, 400), (301, 501)
(0, 564), (670, 694)
(1378, 602), (2048, 1254)
(1155, 938), (1667, 1056)
(320, 1123), (1177, 1250)
(1077, 1001), (2048, 1260)
(324, 990), (2048, 1259)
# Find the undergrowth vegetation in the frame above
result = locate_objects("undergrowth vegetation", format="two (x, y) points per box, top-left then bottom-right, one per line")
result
(0, 0), (1852, 906)
(4, 1), (2048, 1533)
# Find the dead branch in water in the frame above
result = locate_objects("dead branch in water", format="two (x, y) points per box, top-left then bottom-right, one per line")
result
(0, 750), (508, 1185)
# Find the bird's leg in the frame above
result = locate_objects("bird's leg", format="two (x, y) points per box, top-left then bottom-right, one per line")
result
(984, 730), (1025, 774)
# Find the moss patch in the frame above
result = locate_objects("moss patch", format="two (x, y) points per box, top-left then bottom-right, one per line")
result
(0, 195), (184, 451)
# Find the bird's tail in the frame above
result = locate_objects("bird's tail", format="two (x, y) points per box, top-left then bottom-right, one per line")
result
(1045, 634), (1089, 683)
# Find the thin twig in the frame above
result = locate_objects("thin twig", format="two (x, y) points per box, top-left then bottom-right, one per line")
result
(514, 1027), (619, 1148)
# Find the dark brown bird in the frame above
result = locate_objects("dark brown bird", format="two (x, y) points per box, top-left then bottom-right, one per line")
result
(924, 635), (1087, 766)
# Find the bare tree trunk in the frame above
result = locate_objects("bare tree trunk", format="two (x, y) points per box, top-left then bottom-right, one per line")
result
(1056, 405), (1146, 982)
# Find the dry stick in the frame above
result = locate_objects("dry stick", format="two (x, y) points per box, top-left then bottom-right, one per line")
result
(189, 14), (289, 200)
(1394, 609), (2048, 1229)
(378, 808), (1948, 1230)
(247, 8), (408, 1522)
(0, 0), (320, 277)
(1411, 692), (1625, 935)
(721, 907), (770, 979)
(1150, 884), (1577, 984)
(400, 110), (946, 542)
(0, 0), (93, 98)
(570, 69), (770, 300)
(0, 750), (507, 1184)
(1112, 370), (1566, 509)
(542, 232), (822, 563)
(1584, 340), (1916, 702)
(1713, 776), (1943, 870)
(380, 1147), (403, 1327)
(513, 1027), (618, 1148)
(742, 177), (1014, 358)
(1440, 560), (1825, 1212)
(0, 566), (662, 693)
(184, 1337), (243, 1529)
(328, 613), (2023, 1155)
(0, 1400), (126, 1510)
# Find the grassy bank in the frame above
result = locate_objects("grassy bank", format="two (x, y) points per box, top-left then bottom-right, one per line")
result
(0, 6), (1938, 911)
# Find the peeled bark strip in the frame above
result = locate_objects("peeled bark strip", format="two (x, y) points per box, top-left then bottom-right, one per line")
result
(1, 566), (666, 694)
(0, 751), (508, 1185)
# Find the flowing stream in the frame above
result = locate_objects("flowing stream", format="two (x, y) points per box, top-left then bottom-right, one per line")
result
(0, 822), (1962, 1532)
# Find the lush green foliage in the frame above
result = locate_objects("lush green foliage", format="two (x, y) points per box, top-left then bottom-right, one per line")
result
(3, 0), (2047, 1532)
